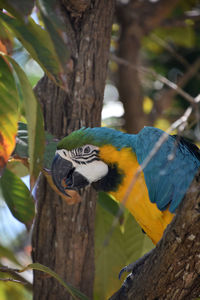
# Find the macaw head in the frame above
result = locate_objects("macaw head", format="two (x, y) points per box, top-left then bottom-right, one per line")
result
(51, 127), (132, 197)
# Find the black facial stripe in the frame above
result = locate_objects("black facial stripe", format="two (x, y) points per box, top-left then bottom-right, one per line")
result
(70, 149), (99, 159)
(79, 149), (99, 157)
(73, 160), (86, 165)
(75, 154), (97, 160)
(72, 157), (100, 165)
(86, 157), (100, 163)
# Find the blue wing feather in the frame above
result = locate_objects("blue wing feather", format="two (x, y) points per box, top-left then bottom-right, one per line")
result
(134, 127), (200, 213)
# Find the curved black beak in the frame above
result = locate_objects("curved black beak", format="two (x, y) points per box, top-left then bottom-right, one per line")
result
(51, 154), (89, 197)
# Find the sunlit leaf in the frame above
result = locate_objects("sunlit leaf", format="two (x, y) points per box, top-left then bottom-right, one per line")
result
(7, 160), (29, 177)
(0, 11), (68, 89)
(0, 168), (35, 226)
(0, 40), (7, 53)
(20, 263), (90, 300)
(0, 55), (19, 175)
(155, 26), (195, 48)
(0, 279), (31, 300)
(5, 56), (45, 188)
(154, 118), (171, 131)
(0, 21), (14, 54)
(143, 96), (153, 114)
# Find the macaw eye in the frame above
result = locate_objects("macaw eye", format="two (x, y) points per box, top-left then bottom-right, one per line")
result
(84, 146), (91, 154)
(63, 150), (67, 156)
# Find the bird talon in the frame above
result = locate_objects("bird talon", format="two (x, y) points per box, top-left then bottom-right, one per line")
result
(119, 261), (137, 280)
(121, 272), (134, 293)
(118, 266), (127, 280)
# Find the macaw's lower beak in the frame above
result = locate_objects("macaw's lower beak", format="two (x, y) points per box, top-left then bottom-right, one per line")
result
(51, 154), (89, 197)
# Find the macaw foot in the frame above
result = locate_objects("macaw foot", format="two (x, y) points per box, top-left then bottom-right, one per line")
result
(119, 250), (153, 293)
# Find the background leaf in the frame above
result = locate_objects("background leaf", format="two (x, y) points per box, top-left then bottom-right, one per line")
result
(7, 160), (29, 178)
(94, 201), (153, 299)
(6, 56), (45, 188)
(0, 11), (69, 89)
(38, 0), (70, 69)
(0, 169), (35, 226)
(0, 55), (19, 175)
(98, 192), (119, 217)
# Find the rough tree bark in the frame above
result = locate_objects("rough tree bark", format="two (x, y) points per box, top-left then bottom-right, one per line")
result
(116, 0), (180, 133)
(32, 1), (115, 299)
(110, 171), (200, 300)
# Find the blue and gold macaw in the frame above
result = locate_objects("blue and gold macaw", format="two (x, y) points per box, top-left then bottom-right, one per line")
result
(51, 126), (200, 245)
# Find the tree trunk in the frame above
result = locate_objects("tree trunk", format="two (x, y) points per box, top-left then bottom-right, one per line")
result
(117, 29), (145, 134)
(32, 1), (115, 299)
(110, 171), (200, 300)
(116, 0), (180, 133)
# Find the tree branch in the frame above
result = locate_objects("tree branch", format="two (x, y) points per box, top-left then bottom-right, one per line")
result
(110, 170), (200, 299)
(110, 54), (196, 105)
(155, 57), (200, 116)
(0, 266), (33, 291)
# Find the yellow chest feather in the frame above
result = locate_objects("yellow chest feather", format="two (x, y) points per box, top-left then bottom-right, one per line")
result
(99, 145), (174, 244)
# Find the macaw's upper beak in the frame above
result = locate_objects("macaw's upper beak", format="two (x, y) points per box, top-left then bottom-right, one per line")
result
(51, 154), (89, 197)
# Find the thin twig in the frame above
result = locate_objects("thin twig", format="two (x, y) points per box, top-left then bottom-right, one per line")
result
(150, 33), (190, 69)
(110, 54), (197, 104)
(0, 266), (20, 273)
(0, 277), (27, 285)
(0, 266), (33, 291)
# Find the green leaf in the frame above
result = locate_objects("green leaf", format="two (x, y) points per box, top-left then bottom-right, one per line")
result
(0, 168), (35, 226)
(0, 11), (68, 89)
(5, 56), (45, 188)
(0, 0), (35, 19)
(21, 263), (90, 300)
(94, 203), (153, 299)
(37, 0), (70, 68)
(123, 213), (154, 263)
(7, 160), (29, 178)
(14, 125), (57, 171)
(98, 192), (119, 217)
(0, 55), (19, 175)
(95, 204), (125, 299)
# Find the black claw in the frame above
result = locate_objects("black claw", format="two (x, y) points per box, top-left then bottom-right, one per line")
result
(118, 266), (128, 280)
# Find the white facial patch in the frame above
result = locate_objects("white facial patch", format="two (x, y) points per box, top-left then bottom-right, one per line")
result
(75, 160), (108, 183)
